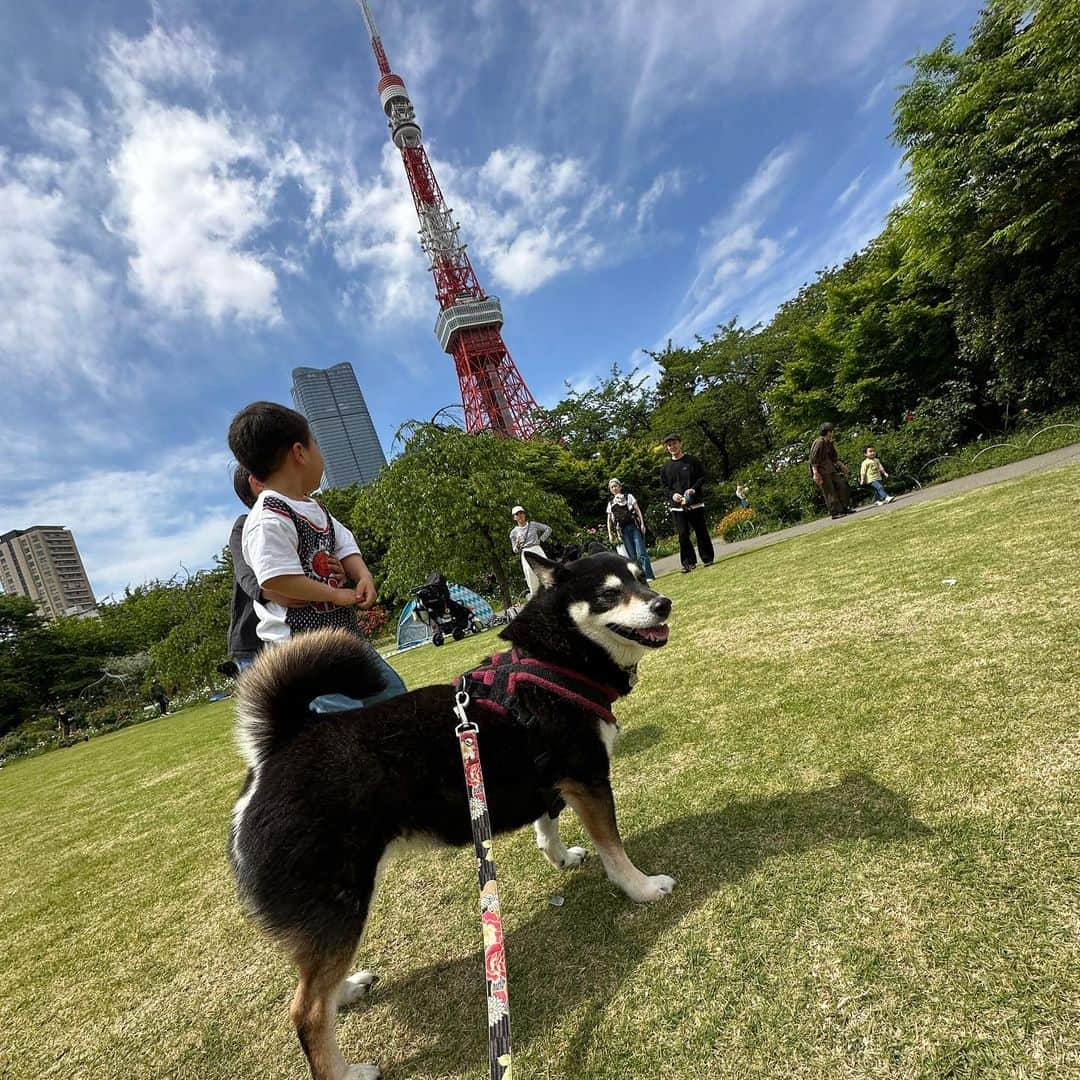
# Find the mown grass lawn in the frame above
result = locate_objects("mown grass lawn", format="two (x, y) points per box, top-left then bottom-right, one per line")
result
(2, 466), (1078, 1079)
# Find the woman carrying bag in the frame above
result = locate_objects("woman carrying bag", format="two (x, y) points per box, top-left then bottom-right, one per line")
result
(605, 479), (655, 581)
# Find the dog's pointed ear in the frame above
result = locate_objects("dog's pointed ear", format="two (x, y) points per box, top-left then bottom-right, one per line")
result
(523, 550), (561, 590)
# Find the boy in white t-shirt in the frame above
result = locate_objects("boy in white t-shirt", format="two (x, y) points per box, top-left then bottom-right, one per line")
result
(228, 401), (405, 710)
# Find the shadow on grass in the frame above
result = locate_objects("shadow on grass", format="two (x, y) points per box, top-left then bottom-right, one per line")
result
(615, 723), (663, 757)
(374, 773), (929, 1078)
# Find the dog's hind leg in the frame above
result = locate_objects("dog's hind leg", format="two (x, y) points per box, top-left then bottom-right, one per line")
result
(534, 813), (587, 870)
(559, 780), (675, 903)
(291, 940), (380, 1080)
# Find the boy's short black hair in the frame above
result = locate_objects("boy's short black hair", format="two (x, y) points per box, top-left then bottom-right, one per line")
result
(228, 401), (311, 480)
(865, 445), (875, 452)
(232, 463), (258, 509)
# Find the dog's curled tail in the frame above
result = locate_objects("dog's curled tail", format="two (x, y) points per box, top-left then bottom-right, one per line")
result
(234, 628), (390, 769)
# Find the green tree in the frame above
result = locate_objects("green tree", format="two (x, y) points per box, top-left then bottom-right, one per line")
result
(317, 482), (363, 528)
(535, 365), (655, 457)
(894, 0), (1080, 418)
(650, 321), (774, 480)
(96, 581), (187, 656)
(357, 424), (574, 609)
(767, 236), (956, 435)
(0, 597), (106, 733)
(148, 556), (232, 692)
(0, 596), (46, 733)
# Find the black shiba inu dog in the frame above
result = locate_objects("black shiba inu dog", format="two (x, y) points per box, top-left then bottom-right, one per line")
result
(229, 551), (673, 1080)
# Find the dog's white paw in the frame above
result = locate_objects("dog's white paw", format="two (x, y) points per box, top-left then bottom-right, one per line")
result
(342, 1064), (380, 1080)
(629, 874), (676, 903)
(340, 970), (379, 1006)
(559, 846), (587, 869)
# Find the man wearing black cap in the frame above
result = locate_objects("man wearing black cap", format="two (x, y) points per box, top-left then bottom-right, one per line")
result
(661, 432), (714, 573)
(809, 423), (853, 519)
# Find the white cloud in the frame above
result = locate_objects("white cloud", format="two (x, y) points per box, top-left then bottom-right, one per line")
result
(102, 26), (293, 324)
(832, 168), (868, 211)
(329, 144), (434, 328)
(666, 143), (800, 342)
(6, 18), (686, 366)
(0, 157), (116, 387)
(462, 146), (609, 293)
(665, 159), (908, 346)
(29, 91), (93, 154)
(0, 440), (238, 601)
(102, 23), (218, 105)
(328, 142), (675, 322)
(859, 76), (892, 114)
(524, 0), (967, 134)
(108, 102), (281, 323)
(822, 163), (907, 262)
(635, 169), (684, 230)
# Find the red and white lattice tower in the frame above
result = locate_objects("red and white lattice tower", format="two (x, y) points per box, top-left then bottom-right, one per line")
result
(356, 0), (539, 438)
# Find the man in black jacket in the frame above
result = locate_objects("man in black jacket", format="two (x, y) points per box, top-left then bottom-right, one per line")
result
(660, 432), (715, 573)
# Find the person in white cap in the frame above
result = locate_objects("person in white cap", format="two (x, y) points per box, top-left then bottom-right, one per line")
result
(509, 505), (552, 597)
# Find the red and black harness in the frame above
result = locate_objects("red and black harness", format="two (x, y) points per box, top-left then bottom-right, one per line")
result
(458, 648), (622, 816)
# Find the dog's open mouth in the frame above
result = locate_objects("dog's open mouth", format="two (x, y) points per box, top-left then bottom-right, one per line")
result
(607, 622), (670, 648)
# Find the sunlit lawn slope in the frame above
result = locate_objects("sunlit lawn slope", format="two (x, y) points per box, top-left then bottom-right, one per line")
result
(2, 466), (1077, 1078)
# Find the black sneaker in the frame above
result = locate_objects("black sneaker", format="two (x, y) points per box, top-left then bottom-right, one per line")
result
(681, 565), (693, 573)
(703, 561), (714, 567)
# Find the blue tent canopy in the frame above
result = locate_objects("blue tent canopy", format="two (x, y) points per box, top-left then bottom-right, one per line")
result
(395, 581), (495, 651)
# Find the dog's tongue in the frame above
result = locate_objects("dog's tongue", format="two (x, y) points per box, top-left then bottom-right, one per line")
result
(640, 624), (669, 642)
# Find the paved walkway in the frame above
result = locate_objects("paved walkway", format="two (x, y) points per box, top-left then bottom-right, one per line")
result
(650, 442), (1080, 580)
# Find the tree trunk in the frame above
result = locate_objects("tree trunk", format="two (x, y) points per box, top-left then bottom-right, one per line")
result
(699, 421), (733, 480)
(480, 526), (514, 610)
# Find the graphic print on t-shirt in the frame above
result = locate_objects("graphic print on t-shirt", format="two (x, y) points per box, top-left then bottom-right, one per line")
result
(262, 496), (359, 634)
(310, 549), (344, 598)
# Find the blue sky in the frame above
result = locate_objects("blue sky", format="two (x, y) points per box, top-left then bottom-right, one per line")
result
(0, 0), (981, 600)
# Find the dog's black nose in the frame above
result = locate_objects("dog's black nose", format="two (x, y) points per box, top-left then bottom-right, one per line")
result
(650, 596), (672, 620)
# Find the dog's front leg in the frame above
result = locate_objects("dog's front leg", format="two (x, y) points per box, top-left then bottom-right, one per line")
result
(559, 780), (674, 903)
(534, 812), (587, 870)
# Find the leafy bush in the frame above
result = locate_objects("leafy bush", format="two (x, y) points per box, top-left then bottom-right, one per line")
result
(0, 716), (60, 764)
(357, 605), (389, 639)
(737, 456), (821, 525)
(718, 507), (758, 543)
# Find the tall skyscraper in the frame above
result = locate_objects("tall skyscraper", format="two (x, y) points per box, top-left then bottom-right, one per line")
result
(0, 526), (96, 619)
(290, 363), (388, 489)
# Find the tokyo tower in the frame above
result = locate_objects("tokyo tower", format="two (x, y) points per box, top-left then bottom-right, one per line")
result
(356, 0), (540, 438)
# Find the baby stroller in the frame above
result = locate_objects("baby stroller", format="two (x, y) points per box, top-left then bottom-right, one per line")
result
(411, 572), (483, 646)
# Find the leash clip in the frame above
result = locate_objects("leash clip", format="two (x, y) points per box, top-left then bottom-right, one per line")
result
(453, 680), (476, 734)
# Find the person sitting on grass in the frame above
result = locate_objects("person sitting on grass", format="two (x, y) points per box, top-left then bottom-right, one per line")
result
(227, 401), (405, 712)
(859, 446), (894, 505)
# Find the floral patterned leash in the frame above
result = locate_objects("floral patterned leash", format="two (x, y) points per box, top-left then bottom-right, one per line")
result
(454, 682), (513, 1080)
